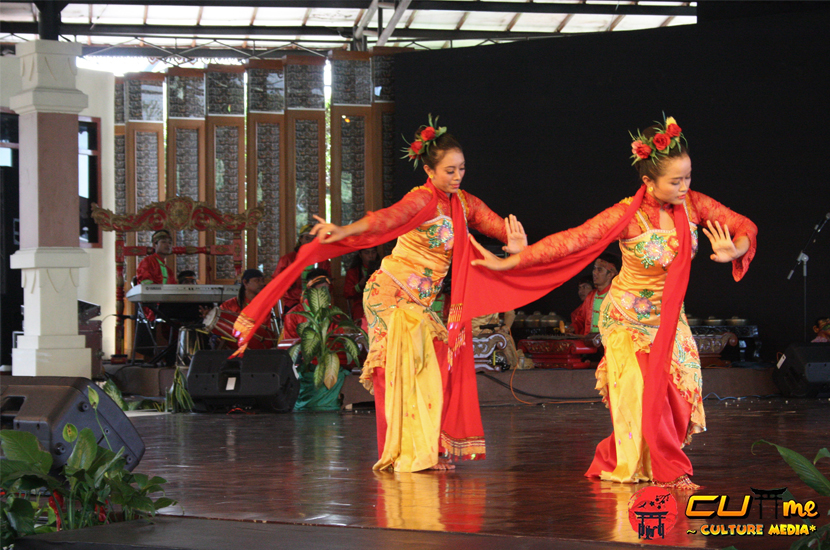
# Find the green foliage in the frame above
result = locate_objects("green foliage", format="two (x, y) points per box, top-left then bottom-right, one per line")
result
(753, 440), (830, 549)
(166, 366), (194, 413)
(287, 287), (367, 390)
(1, 416), (176, 546)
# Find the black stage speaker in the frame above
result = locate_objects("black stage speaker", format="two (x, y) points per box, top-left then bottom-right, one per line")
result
(0, 376), (145, 472)
(187, 349), (299, 412)
(773, 343), (830, 397)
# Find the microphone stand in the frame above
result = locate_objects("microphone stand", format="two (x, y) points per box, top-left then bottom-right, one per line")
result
(787, 212), (830, 341)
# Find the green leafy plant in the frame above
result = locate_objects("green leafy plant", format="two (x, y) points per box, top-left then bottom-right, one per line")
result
(752, 440), (830, 550)
(166, 366), (194, 413)
(102, 379), (162, 412)
(0, 387), (175, 548)
(288, 287), (366, 389)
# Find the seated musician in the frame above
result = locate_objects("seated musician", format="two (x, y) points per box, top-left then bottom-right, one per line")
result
(813, 316), (830, 343)
(272, 224), (331, 314)
(134, 229), (177, 364)
(137, 229), (177, 287)
(571, 253), (621, 335)
(206, 269), (275, 350)
(177, 270), (197, 285)
(221, 269), (266, 313)
(280, 268), (331, 341)
(569, 275), (594, 329)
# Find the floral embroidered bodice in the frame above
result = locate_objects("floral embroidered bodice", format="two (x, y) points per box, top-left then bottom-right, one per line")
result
(611, 203), (699, 326)
(364, 184), (508, 307)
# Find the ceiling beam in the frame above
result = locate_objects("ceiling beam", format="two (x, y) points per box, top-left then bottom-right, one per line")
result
(0, 21), (568, 44)
(376, 0), (413, 47)
(2, 22), (351, 38)
(354, 0), (378, 40)
(16, 0), (695, 17)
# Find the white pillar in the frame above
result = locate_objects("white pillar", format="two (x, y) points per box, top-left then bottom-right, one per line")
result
(9, 40), (90, 377)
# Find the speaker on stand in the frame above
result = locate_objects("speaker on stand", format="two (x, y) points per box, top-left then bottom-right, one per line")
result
(186, 349), (299, 412)
(0, 377), (145, 473)
(773, 343), (830, 397)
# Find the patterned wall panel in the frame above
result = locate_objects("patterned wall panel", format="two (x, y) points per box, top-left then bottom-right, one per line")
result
(382, 112), (396, 208)
(372, 55), (395, 102)
(135, 131), (160, 248)
(207, 71), (244, 116)
(294, 119), (320, 235)
(332, 59), (372, 106)
(255, 122), (280, 276)
(340, 115), (366, 226)
(175, 128), (201, 276)
(114, 134), (126, 215)
(168, 75), (205, 119)
(248, 68), (285, 113)
(286, 64), (325, 110)
(214, 125), (240, 279)
(126, 79), (164, 122)
(339, 115), (366, 275)
(114, 80), (125, 125)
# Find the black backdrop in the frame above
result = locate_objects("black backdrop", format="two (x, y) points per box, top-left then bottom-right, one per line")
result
(392, 8), (830, 361)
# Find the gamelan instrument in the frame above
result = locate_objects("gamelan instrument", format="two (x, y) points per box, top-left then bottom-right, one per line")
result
(202, 307), (275, 350)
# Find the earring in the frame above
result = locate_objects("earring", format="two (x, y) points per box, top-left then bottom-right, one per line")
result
(648, 187), (653, 193)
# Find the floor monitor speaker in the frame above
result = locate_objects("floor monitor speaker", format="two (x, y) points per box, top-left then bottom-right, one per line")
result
(187, 349), (299, 412)
(772, 343), (830, 397)
(0, 376), (145, 472)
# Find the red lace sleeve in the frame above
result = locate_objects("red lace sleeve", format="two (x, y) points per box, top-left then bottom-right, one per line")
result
(360, 186), (434, 238)
(516, 203), (631, 269)
(464, 192), (508, 243)
(688, 190), (757, 281)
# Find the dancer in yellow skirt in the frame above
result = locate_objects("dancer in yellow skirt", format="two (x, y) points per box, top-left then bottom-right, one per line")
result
(312, 118), (527, 471)
(470, 116), (757, 488)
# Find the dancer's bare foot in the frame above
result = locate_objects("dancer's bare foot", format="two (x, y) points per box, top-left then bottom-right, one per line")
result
(428, 457), (456, 470)
(653, 475), (700, 490)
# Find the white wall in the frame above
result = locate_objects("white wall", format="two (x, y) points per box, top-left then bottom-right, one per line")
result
(76, 67), (117, 357)
(1, 55), (118, 357)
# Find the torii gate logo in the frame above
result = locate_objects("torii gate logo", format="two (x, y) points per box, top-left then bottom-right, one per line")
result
(628, 487), (679, 540)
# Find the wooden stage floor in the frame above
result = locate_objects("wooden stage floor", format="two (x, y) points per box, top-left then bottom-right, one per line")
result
(18, 396), (829, 550)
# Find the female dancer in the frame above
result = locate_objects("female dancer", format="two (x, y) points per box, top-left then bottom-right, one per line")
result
(469, 117), (757, 488)
(311, 119), (526, 471)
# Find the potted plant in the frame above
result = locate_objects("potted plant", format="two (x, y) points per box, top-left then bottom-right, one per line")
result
(287, 287), (366, 411)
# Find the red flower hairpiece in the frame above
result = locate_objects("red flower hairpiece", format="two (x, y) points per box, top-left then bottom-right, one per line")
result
(629, 115), (686, 166)
(401, 113), (447, 168)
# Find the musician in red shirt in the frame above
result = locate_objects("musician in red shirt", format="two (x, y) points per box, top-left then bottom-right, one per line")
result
(208, 269), (276, 350)
(133, 229), (177, 363)
(137, 229), (177, 286)
(343, 247), (381, 321)
(272, 224), (331, 314)
(572, 253), (621, 335)
(221, 269), (266, 313)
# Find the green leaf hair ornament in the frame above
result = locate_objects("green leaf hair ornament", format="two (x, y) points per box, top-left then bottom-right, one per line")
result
(401, 113), (448, 169)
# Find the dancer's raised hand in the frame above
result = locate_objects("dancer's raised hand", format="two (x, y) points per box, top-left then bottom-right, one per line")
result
(470, 235), (521, 271)
(503, 214), (527, 255)
(702, 220), (738, 263)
